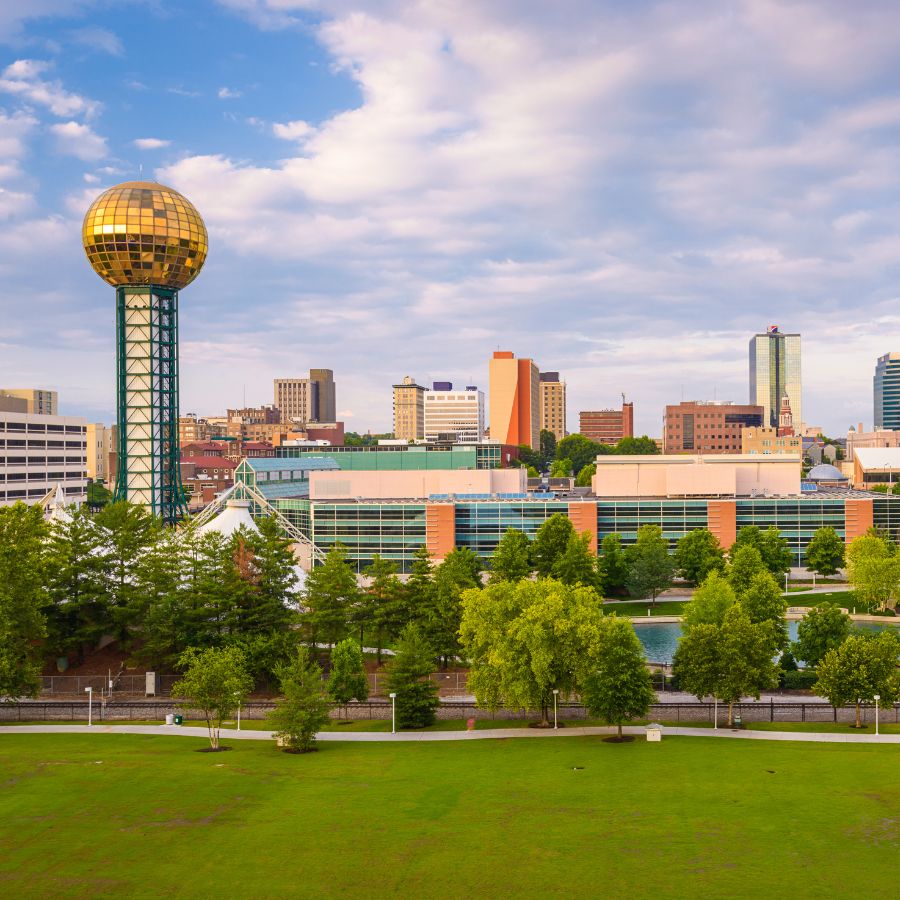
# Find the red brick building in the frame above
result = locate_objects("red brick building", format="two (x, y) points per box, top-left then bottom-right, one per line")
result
(579, 402), (634, 445)
(663, 401), (764, 454)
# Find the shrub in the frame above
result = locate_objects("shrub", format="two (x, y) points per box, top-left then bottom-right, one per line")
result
(782, 670), (818, 691)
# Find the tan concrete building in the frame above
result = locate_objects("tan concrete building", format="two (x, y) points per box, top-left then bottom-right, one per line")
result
(274, 370), (335, 425)
(393, 376), (426, 442)
(424, 386), (484, 443)
(178, 414), (226, 445)
(663, 401), (764, 454)
(85, 423), (112, 481)
(0, 389), (57, 416)
(741, 426), (802, 456)
(489, 351), (540, 449)
(845, 427), (900, 461)
(539, 372), (566, 441)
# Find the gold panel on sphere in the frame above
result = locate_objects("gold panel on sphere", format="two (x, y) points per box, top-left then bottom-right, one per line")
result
(82, 181), (208, 290)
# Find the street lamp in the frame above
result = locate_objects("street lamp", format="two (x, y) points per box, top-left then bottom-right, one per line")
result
(235, 691), (242, 731)
(84, 686), (93, 727)
(552, 689), (560, 730)
(389, 692), (397, 734)
(874, 695), (881, 736)
(714, 693), (718, 730)
(784, 571), (789, 594)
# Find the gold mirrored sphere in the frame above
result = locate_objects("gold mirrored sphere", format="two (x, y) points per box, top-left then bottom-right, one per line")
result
(82, 181), (208, 290)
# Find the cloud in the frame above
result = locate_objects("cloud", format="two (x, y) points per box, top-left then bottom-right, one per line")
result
(133, 137), (170, 150)
(218, 86), (242, 99)
(49, 121), (107, 160)
(272, 119), (313, 141)
(70, 26), (123, 56)
(0, 59), (100, 117)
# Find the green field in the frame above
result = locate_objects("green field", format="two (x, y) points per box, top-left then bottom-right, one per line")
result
(1, 734), (898, 898)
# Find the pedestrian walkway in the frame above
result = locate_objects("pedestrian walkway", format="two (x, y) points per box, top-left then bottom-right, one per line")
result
(2, 723), (898, 743)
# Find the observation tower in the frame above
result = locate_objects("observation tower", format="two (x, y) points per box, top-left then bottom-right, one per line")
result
(82, 181), (208, 524)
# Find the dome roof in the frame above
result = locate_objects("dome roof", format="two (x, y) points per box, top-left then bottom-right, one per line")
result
(806, 463), (847, 481)
(82, 181), (207, 289)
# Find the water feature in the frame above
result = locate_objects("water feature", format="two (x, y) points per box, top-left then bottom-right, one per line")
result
(632, 619), (894, 665)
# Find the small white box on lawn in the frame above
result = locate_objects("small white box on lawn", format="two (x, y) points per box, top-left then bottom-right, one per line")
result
(646, 724), (662, 742)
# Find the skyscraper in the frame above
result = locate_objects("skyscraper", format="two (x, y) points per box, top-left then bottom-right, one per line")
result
(539, 372), (566, 441)
(82, 181), (208, 524)
(424, 384), (484, 443)
(275, 370), (336, 424)
(393, 376), (426, 441)
(489, 351), (539, 449)
(749, 326), (801, 429)
(874, 352), (900, 430)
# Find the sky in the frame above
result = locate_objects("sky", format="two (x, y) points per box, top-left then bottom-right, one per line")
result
(2, 0), (900, 436)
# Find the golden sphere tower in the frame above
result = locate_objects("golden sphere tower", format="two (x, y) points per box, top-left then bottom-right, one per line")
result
(82, 181), (208, 524)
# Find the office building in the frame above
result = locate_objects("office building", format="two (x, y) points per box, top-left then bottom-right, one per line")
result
(846, 426), (900, 461)
(424, 384), (485, 443)
(393, 376), (426, 442)
(741, 427), (802, 456)
(0, 389), (57, 416)
(539, 373), (566, 441)
(275, 370), (335, 425)
(275, 441), (519, 470)
(663, 401), (763, 454)
(489, 351), (540, 449)
(579, 402), (634, 445)
(0, 410), (87, 507)
(85, 423), (113, 481)
(749, 325), (802, 429)
(874, 353), (900, 431)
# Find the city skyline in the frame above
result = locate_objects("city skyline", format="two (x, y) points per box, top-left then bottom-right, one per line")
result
(3, 2), (900, 434)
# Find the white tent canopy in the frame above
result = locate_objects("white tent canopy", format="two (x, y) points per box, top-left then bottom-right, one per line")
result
(196, 499), (260, 538)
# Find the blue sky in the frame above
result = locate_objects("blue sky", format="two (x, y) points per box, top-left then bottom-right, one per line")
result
(3, 1), (900, 436)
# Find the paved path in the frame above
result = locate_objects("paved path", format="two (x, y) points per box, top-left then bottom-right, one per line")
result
(2, 723), (898, 743)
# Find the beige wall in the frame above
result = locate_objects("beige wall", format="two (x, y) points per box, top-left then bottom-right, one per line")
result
(741, 427), (802, 456)
(592, 454), (800, 497)
(309, 467), (526, 500)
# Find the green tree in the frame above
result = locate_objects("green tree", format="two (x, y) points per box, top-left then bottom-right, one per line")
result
(681, 571), (735, 630)
(598, 533), (629, 596)
(727, 545), (769, 597)
(268, 645), (331, 752)
(420, 548), (481, 666)
(515, 444), (543, 471)
(739, 571), (788, 650)
(732, 525), (792, 579)
(0, 503), (48, 699)
(846, 534), (900, 611)
(793, 604), (852, 668)
(359, 555), (406, 662)
(172, 646), (253, 750)
(327, 637), (369, 719)
(460, 578), (605, 726)
(488, 528), (532, 583)
(673, 529), (725, 585)
(526, 465), (540, 478)
(814, 631), (900, 727)
(555, 434), (602, 475)
(575, 462), (596, 488)
(539, 429), (557, 468)
(614, 436), (660, 455)
(385, 624), (440, 729)
(804, 526), (845, 577)
(549, 458), (572, 478)
(582, 617), (655, 738)
(625, 525), (674, 605)
(303, 545), (359, 647)
(552, 531), (600, 589)
(531, 513), (576, 577)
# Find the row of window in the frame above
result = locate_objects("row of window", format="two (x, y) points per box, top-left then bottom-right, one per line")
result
(0, 424), (84, 434)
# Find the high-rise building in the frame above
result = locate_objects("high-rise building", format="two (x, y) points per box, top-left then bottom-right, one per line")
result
(82, 181), (208, 525)
(874, 352), (900, 431)
(539, 372), (566, 441)
(579, 402), (634, 445)
(0, 389), (57, 416)
(393, 376), (426, 442)
(424, 384), (485, 443)
(663, 401), (763, 454)
(489, 351), (540, 449)
(85, 423), (112, 481)
(749, 325), (801, 429)
(275, 370), (335, 425)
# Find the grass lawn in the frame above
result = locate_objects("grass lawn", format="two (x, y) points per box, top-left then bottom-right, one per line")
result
(606, 599), (688, 617)
(1, 734), (898, 898)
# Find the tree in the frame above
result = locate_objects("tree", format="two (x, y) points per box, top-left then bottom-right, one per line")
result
(793, 604), (851, 668)
(731, 525), (792, 579)
(575, 463), (596, 488)
(303, 545), (359, 646)
(489, 528), (532, 583)
(171, 646), (253, 750)
(582, 617), (655, 739)
(549, 458), (572, 478)
(552, 531), (600, 589)
(804, 526), (845, 577)
(727, 545), (769, 597)
(460, 578), (605, 726)
(268, 645), (331, 751)
(327, 637), (369, 719)
(515, 444), (543, 471)
(846, 534), (900, 611)
(598, 533), (629, 597)
(739, 571), (788, 650)
(673, 529), (725, 585)
(385, 624), (439, 729)
(625, 525), (674, 605)
(614, 436), (659, 455)
(0, 503), (48, 699)
(420, 548), (481, 666)
(539, 429), (557, 468)
(359, 555), (406, 662)
(681, 571), (735, 630)
(531, 513), (575, 577)
(555, 434), (602, 475)
(814, 631), (900, 727)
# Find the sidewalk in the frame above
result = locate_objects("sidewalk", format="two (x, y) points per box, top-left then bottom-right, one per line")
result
(2, 723), (898, 743)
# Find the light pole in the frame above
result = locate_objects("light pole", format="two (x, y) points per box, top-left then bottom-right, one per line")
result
(784, 571), (789, 594)
(389, 692), (397, 734)
(714, 694), (718, 730)
(84, 686), (93, 727)
(874, 694), (880, 736)
(234, 692), (242, 731)
(552, 689), (559, 730)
